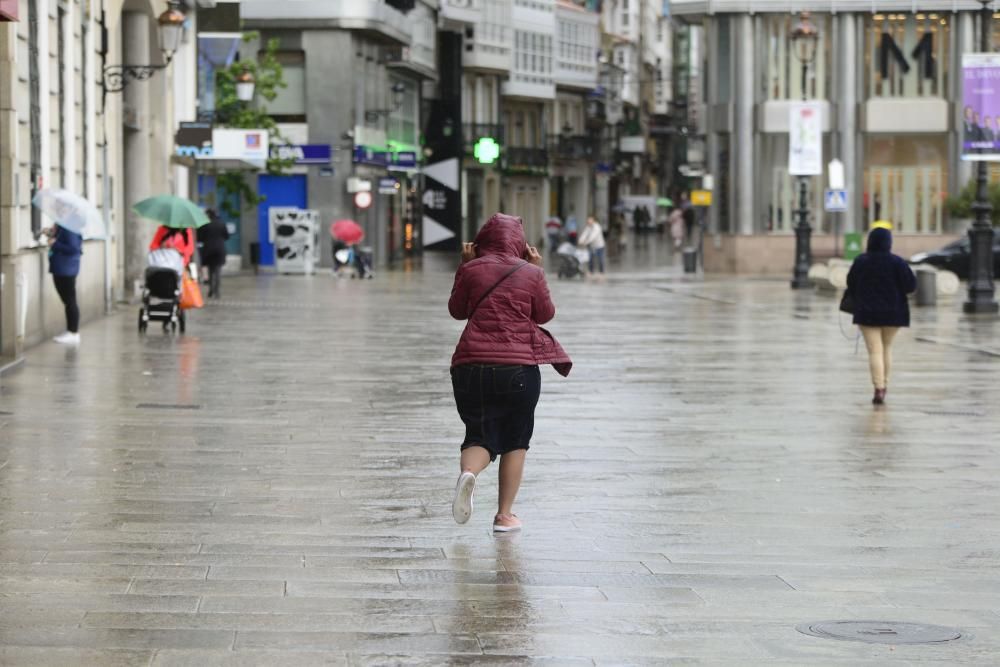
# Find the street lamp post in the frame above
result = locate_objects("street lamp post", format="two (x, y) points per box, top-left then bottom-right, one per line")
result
(965, 0), (999, 314)
(790, 12), (819, 289)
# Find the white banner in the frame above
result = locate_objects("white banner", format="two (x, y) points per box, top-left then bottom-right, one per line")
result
(788, 102), (823, 176)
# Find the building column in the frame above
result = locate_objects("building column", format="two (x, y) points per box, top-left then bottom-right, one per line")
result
(955, 12), (975, 196)
(735, 14), (754, 235)
(839, 13), (858, 233)
(0, 22), (20, 359)
(122, 11), (152, 293)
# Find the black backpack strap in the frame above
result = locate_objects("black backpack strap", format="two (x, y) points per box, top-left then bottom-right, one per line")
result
(469, 261), (529, 317)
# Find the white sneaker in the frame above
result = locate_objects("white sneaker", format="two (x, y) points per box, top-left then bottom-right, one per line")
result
(452, 471), (476, 525)
(53, 332), (80, 345)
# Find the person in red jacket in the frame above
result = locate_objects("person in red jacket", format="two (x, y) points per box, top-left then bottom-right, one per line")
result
(448, 212), (571, 533)
(149, 226), (195, 266)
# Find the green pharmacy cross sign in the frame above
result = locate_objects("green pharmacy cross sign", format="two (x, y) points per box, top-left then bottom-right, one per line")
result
(474, 137), (501, 164)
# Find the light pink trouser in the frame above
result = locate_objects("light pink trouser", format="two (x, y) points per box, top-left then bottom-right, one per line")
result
(859, 325), (901, 390)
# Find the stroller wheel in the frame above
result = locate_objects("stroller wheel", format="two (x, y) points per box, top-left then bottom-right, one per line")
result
(138, 309), (147, 333)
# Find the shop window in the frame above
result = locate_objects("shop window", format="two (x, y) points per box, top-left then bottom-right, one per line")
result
(760, 14), (831, 100)
(865, 13), (949, 98)
(759, 133), (831, 234)
(863, 135), (946, 233)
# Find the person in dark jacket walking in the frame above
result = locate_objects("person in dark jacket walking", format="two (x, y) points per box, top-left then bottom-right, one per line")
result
(197, 209), (230, 298)
(46, 225), (83, 345)
(846, 227), (917, 405)
(448, 213), (572, 533)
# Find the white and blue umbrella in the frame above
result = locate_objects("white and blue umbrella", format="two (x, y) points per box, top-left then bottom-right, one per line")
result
(31, 188), (106, 239)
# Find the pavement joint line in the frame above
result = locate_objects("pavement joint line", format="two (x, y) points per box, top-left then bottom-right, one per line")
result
(914, 335), (1000, 358)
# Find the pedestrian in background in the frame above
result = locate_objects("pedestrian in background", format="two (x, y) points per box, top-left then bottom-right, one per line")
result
(448, 212), (572, 533)
(846, 227), (917, 405)
(46, 225), (83, 345)
(545, 215), (562, 255)
(565, 216), (579, 245)
(669, 206), (684, 250)
(197, 209), (230, 299)
(578, 216), (606, 274)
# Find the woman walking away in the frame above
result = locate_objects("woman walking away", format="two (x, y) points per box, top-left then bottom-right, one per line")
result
(198, 209), (230, 298)
(846, 227), (916, 405)
(449, 212), (572, 532)
(578, 216), (606, 274)
(47, 225), (83, 345)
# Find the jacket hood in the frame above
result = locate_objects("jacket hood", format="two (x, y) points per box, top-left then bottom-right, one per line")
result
(475, 213), (527, 259)
(867, 227), (893, 253)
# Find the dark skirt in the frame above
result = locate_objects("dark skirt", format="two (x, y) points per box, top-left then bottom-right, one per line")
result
(451, 364), (541, 461)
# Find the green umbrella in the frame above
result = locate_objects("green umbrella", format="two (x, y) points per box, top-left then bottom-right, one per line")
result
(656, 197), (674, 208)
(132, 195), (210, 229)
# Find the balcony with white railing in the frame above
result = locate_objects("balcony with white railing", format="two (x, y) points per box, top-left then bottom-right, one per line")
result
(387, 2), (438, 78)
(241, 0), (410, 44)
(502, 28), (556, 99)
(555, 0), (599, 90)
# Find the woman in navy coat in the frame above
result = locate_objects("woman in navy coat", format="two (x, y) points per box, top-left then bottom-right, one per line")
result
(47, 225), (84, 345)
(846, 227), (917, 405)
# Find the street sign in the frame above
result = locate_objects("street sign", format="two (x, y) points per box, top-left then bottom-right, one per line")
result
(691, 190), (712, 206)
(824, 189), (848, 212)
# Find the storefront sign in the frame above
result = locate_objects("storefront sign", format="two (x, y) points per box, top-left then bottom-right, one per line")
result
(353, 146), (389, 167)
(389, 151), (417, 169)
(378, 177), (400, 195)
(270, 144), (332, 165)
(962, 54), (1000, 162)
(691, 190), (712, 207)
(788, 102), (823, 176)
(174, 126), (269, 164)
(174, 122), (214, 158)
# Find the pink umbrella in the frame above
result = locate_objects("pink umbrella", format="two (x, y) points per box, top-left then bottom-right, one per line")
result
(331, 219), (364, 244)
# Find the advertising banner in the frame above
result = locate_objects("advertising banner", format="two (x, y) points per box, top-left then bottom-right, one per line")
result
(788, 102), (823, 176)
(962, 53), (1000, 161)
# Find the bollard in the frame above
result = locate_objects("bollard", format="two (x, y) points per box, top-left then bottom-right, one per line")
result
(683, 248), (698, 274)
(915, 268), (937, 307)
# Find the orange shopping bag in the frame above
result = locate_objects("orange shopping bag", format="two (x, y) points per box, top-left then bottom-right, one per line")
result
(180, 272), (204, 310)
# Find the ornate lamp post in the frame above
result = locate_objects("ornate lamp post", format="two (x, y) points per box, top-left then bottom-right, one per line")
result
(101, 1), (186, 99)
(965, 0), (999, 314)
(790, 11), (819, 289)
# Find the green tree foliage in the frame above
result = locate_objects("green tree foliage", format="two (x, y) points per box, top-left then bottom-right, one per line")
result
(945, 178), (1000, 227)
(214, 34), (295, 219)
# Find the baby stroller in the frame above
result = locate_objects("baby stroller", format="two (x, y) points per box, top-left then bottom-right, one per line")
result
(139, 249), (185, 333)
(556, 242), (589, 279)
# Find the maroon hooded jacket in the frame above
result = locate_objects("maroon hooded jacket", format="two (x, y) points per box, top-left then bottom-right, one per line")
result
(449, 213), (572, 376)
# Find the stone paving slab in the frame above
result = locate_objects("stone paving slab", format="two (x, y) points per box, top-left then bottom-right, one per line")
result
(2, 248), (999, 663)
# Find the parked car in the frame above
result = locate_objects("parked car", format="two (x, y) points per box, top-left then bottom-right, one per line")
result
(910, 236), (1000, 280)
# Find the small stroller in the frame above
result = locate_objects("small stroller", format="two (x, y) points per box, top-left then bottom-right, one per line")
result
(556, 242), (589, 279)
(139, 249), (185, 333)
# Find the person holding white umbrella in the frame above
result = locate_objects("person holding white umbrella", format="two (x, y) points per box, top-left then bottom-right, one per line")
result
(33, 189), (105, 345)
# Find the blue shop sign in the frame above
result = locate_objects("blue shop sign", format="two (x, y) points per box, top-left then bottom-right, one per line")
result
(353, 146), (390, 167)
(389, 151), (417, 169)
(271, 143), (332, 165)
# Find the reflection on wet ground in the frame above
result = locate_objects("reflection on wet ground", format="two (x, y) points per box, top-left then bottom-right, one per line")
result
(1, 241), (999, 664)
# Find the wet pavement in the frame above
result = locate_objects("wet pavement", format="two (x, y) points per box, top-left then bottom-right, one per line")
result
(1, 242), (1000, 665)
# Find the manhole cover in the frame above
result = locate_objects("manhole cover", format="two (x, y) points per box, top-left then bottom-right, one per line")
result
(797, 620), (963, 645)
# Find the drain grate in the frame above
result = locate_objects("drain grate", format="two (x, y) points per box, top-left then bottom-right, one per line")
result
(135, 403), (201, 410)
(797, 620), (963, 645)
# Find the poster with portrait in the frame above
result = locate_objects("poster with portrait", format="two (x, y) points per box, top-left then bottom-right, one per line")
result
(788, 102), (823, 176)
(962, 53), (1000, 161)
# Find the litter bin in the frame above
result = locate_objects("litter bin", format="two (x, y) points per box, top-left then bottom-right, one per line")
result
(249, 242), (260, 274)
(915, 268), (937, 307)
(682, 248), (698, 274)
